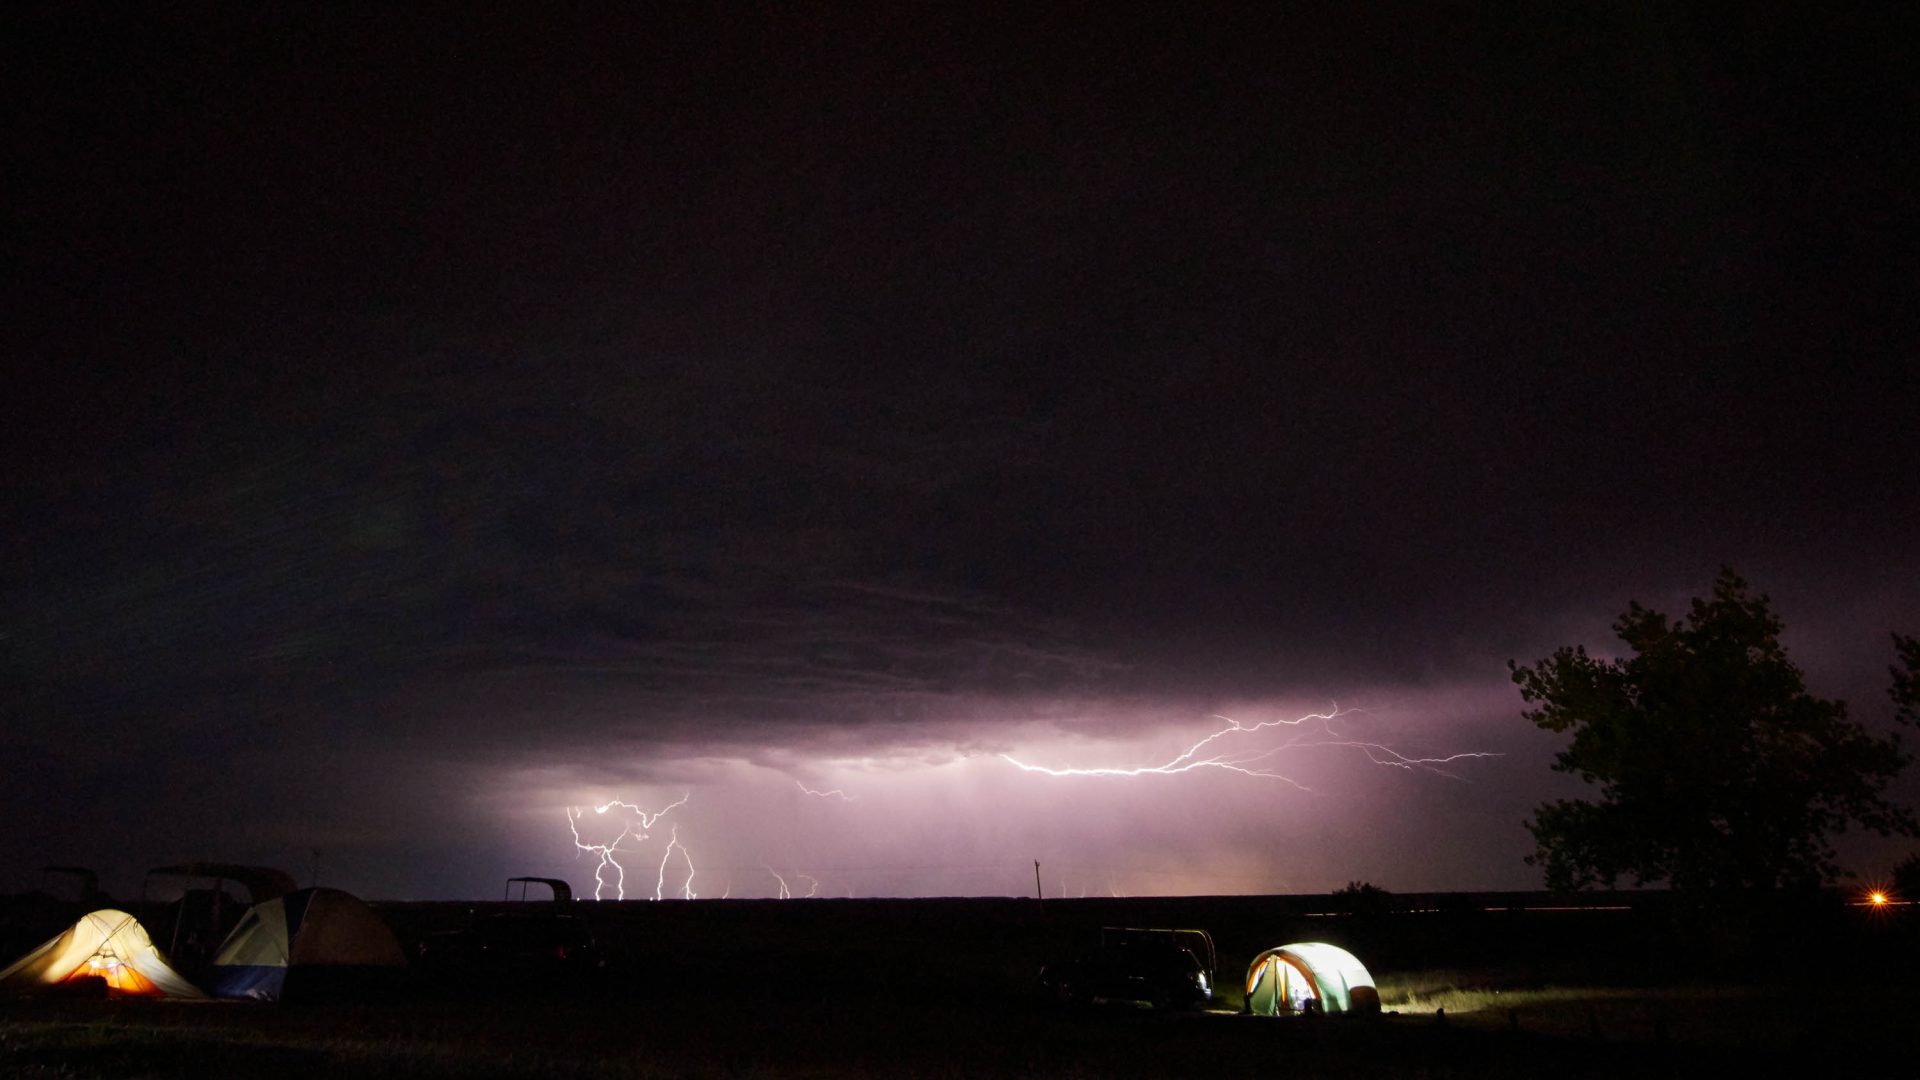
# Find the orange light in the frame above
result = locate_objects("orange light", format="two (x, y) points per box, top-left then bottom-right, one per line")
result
(1869, 892), (1888, 906)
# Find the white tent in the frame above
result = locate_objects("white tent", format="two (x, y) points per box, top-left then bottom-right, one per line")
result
(0, 909), (204, 998)
(207, 887), (406, 1001)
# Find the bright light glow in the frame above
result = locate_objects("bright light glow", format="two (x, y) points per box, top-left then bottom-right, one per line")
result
(567, 792), (690, 900)
(1870, 891), (1888, 906)
(1000, 708), (1498, 789)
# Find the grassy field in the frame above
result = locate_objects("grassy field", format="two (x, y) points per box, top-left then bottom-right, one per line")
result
(3, 894), (1915, 1077)
(4, 983), (1910, 1078)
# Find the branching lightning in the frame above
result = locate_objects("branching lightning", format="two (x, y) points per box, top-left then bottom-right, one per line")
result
(567, 792), (691, 900)
(763, 864), (820, 899)
(550, 708), (1491, 903)
(795, 780), (854, 800)
(1000, 708), (1498, 790)
(653, 824), (697, 900)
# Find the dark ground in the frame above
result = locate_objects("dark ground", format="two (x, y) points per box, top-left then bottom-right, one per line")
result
(3, 893), (1916, 1077)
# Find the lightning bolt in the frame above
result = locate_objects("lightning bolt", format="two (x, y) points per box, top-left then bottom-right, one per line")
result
(595, 793), (690, 826)
(1000, 708), (1498, 790)
(567, 792), (691, 900)
(654, 824), (697, 900)
(763, 864), (820, 899)
(795, 780), (854, 800)
(567, 807), (632, 900)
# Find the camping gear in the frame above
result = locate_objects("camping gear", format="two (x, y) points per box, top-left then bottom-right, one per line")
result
(144, 863), (299, 975)
(0, 909), (204, 998)
(206, 887), (406, 1002)
(1244, 942), (1379, 1015)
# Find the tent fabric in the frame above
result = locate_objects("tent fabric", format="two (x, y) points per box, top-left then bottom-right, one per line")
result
(207, 887), (406, 1001)
(0, 909), (204, 999)
(1244, 942), (1379, 1016)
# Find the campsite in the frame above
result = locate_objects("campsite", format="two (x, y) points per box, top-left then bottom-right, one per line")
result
(4, 882), (1916, 1077)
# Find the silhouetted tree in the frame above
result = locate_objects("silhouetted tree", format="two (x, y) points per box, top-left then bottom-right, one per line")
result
(1890, 638), (1920, 900)
(1511, 570), (1917, 893)
(1332, 880), (1391, 913)
(1893, 852), (1920, 901)
(1892, 634), (1920, 729)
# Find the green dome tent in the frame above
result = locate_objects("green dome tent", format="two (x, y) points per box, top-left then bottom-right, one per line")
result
(1244, 942), (1378, 1016)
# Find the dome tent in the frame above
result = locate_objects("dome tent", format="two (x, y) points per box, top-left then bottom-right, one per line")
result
(0, 909), (204, 999)
(206, 887), (406, 1002)
(1244, 942), (1378, 1016)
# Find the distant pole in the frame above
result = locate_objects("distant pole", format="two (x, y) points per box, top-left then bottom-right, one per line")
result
(1034, 860), (1043, 901)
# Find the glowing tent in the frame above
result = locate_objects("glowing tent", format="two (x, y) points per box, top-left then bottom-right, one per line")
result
(206, 887), (406, 1002)
(1244, 942), (1379, 1016)
(0, 909), (204, 999)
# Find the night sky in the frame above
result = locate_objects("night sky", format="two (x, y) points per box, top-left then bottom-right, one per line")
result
(6, 5), (1915, 901)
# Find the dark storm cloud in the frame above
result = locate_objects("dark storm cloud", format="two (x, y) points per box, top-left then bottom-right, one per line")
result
(4, 5), (1916, 896)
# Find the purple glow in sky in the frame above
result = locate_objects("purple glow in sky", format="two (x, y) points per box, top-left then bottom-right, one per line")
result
(4, 6), (1916, 901)
(511, 705), (1506, 900)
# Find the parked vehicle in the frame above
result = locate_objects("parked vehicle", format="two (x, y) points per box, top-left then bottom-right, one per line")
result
(1038, 927), (1215, 1011)
(417, 912), (603, 982)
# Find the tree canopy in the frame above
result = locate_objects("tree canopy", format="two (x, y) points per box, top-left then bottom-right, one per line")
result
(1892, 633), (1919, 729)
(1512, 570), (1916, 893)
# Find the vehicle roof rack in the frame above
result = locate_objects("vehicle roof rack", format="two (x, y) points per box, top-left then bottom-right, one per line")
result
(504, 877), (573, 902)
(1099, 926), (1217, 976)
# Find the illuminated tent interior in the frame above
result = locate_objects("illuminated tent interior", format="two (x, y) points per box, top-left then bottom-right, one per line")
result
(1244, 942), (1379, 1016)
(206, 887), (407, 1002)
(0, 909), (204, 999)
